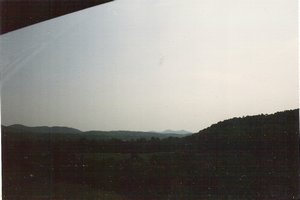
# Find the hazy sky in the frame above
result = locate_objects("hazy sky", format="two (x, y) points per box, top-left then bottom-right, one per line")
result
(0, 0), (298, 132)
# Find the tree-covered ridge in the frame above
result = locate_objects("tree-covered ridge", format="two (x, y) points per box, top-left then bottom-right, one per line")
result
(197, 109), (298, 136)
(184, 109), (299, 149)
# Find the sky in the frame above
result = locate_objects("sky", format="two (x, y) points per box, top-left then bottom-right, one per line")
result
(0, 0), (298, 132)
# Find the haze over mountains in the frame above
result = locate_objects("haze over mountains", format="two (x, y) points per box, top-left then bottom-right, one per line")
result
(2, 124), (191, 141)
(1, 0), (297, 198)
(161, 129), (192, 134)
(1, 0), (297, 133)
(3, 109), (298, 142)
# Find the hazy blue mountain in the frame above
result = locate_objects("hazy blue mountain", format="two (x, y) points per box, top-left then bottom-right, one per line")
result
(161, 129), (192, 135)
(2, 125), (190, 141)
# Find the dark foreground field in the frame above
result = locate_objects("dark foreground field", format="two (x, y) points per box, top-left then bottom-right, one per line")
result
(2, 109), (299, 199)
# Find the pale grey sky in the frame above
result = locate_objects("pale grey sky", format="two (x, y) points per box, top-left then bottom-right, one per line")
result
(0, 0), (298, 132)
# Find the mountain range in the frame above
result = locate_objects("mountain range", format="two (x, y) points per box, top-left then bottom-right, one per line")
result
(4, 109), (297, 143)
(2, 124), (191, 141)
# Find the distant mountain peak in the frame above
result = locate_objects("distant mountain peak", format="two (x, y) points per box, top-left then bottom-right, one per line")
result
(162, 129), (192, 135)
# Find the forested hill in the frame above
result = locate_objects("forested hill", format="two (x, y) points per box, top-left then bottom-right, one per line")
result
(183, 109), (299, 150)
